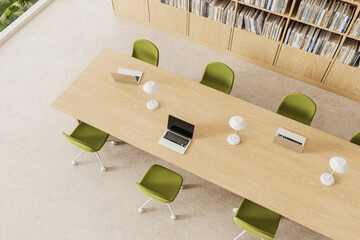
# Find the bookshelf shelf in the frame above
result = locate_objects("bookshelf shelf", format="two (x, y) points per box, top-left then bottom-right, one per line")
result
(339, 0), (360, 5)
(290, 17), (346, 35)
(347, 34), (360, 40)
(234, 26), (283, 42)
(112, 0), (360, 101)
(237, 1), (290, 18)
(281, 43), (339, 60)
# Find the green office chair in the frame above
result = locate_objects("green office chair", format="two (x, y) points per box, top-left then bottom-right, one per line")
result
(62, 122), (109, 171)
(136, 164), (183, 220)
(277, 93), (316, 126)
(132, 39), (159, 66)
(350, 131), (360, 145)
(200, 62), (234, 94)
(233, 199), (281, 240)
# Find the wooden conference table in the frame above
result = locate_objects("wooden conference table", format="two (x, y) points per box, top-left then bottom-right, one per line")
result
(52, 47), (360, 240)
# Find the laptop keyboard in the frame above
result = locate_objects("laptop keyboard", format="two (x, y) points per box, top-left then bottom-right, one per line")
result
(164, 131), (189, 148)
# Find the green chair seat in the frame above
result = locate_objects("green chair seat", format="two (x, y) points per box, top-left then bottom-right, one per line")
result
(277, 93), (316, 126)
(62, 122), (109, 171)
(234, 199), (280, 240)
(135, 164), (183, 203)
(132, 39), (159, 66)
(200, 62), (234, 94)
(350, 131), (360, 146)
(62, 122), (109, 152)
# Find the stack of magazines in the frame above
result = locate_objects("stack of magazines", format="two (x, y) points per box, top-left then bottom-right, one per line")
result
(235, 6), (285, 40)
(190, 0), (236, 26)
(156, 0), (187, 10)
(349, 15), (360, 38)
(284, 22), (341, 58)
(336, 39), (360, 67)
(239, 0), (289, 14)
(295, 0), (352, 33)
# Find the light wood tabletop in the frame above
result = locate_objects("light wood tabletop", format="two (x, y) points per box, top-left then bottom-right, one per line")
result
(52, 47), (360, 240)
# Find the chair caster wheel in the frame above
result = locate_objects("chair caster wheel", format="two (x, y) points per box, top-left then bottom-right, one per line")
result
(72, 161), (78, 166)
(111, 140), (121, 145)
(171, 215), (177, 220)
(138, 208), (144, 213)
(101, 166), (107, 171)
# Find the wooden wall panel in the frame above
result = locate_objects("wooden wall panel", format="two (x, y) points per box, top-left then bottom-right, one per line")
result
(149, 1), (187, 35)
(189, 13), (232, 50)
(324, 62), (360, 96)
(276, 45), (331, 82)
(231, 28), (279, 66)
(112, 0), (149, 22)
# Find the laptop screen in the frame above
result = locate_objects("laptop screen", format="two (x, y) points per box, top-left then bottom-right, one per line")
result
(167, 115), (194, 139)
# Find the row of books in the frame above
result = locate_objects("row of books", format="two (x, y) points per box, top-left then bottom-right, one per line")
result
(284, 22), (341, 58)
(155, 0), (187, 10)
(349, 15), (360, 38)
(239, 0), (289, 14)
(295, 0), (352, 33)
(337, 39), (360, 67)
(235, 6), (285, 40)
(190, 0), (236, 26)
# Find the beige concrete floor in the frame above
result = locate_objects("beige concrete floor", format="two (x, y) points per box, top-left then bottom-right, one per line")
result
(1, 0), (359, 239)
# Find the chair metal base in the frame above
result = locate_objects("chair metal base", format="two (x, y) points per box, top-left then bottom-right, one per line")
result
(95, 152), (107, 171)
(71, 150), (107, 171)
(107, 139), (122, 145)
(72, 150), (85, 165)
(110, 140), (121, 145)
(234, 230), (247, 240)
(233, 230), (264, 240)
(138, 198), (177, 220)
(138, 198), (152, 213)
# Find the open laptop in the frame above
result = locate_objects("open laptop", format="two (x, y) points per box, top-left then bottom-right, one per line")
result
(111, 67), (143, 84)
(158, 115), (195, 154)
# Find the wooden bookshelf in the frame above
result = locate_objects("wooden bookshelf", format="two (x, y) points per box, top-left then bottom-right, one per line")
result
(347, 34), (360, 40)
(112, 0), (149, 23)
(231, 27), (280, 65)
(290, 2), (357, 34)
(277, 44), (332, 82)
(189, 13), (233, 49)
(148, 1), (188, 35)
(324, 61), (360, 97)
(112, 0), (360, 102)
(237, 1), (290, 17)
(290, 17), (347, 35)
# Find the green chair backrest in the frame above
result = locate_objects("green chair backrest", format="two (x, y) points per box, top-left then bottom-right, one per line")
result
(350, 131), (360, 146)
(200, 62), (234, 94)
(277, 93), (316, 126)
(132, 39), (159, 66)
(234, 199), (280, 239)
(62, 132), (96, 152)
